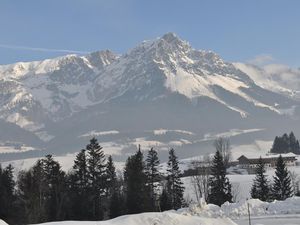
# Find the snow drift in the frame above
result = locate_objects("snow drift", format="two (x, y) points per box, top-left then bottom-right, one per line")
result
(36, 211), (236, 225)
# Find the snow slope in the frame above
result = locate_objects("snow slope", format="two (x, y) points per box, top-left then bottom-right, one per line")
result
(234, 62), (300, 100)
(235, 214), (300, 225)
(186, 197), (300, 219)
(0, 220), (8, 225)
(12, 196), (300, 225)
(35, 212), (236, 225)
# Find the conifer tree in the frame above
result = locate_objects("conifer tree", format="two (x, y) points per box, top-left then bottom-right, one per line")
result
(106, 155), (125, 219)
(271, 132), (300, 154)
(42, 155), (67, 221)
(106, 155), (117, 196)
(124, 147), (150, 214)
(68, 149), (90, 219)
(86, 137), (106, 220)
(159, 186), (171, 211)
(73, 149), (89, 190)
(145, 147), (161, 210)
(208, 150), (232, 206)
(251, 157), (270, 201)
(289, 132), (300, 154)
(109, 187), (125, 219)
(17, 160), (49, 223)
(272, 155), (293, 200)
(0, 164), (17, 224)
(166, 148), (184, 210)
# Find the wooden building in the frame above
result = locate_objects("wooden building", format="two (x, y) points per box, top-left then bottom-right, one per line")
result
(237, 153), (297, 173)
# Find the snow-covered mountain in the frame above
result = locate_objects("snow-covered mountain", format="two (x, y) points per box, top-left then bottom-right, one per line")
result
(0, 33), (300, 161)
(234, 62), (300, 100)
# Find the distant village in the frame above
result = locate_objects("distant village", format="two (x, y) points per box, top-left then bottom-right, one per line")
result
(184, 132), (300, 176)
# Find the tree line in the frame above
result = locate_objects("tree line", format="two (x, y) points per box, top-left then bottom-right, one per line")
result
(251, 154), (299, 201)
(190, 137), (299, 206)
(271, 132), (300, 154)
(0, 138), (185, 225)
(1, 136), (299, 224)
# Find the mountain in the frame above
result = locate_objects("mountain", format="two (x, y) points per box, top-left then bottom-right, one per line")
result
(234, 62), (300, 100)
(0, 33), (300, 162)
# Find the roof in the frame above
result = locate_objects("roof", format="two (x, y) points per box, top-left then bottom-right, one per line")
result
(243, 152), (297, 160)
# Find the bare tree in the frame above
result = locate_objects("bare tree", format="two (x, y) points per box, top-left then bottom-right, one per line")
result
(190, 156), (211, 203)
(214, 137), (232, 168)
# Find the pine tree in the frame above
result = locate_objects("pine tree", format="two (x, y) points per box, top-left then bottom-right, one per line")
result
(159, 186), (171, 211)
(271, 132), (300, 154)
(109, 189), (125, 219)
(106, 155), (117, 196)
(272, 155), (293, 200)
(106, 155), (124, 219)
(282, 133), (290, 152)
(0, 164), (17, 224)
(73, 149), (89, 190)
(67, 149), (90, 220)
(208, 150), (232, 206)
(86, 137), (106, 220)
(289, 132), (300, 154)
(166, 148), (184, 210)
(271, 136), (280, 154)
(145, 147), (161, 211)
(42, 155), (67, 221)
(17, 160), (47, 223)
(251, 157), (270, 201)
(124, 147), (151, 214)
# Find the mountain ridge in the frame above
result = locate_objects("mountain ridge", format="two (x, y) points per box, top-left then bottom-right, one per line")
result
(0, 33), (299, 161)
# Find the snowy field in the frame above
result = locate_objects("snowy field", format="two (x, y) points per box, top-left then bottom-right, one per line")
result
(183, 165), (300, 203)
(235, 215), (300, 225)
(1, 212), (236, 225)
(2, 197), (300, 225)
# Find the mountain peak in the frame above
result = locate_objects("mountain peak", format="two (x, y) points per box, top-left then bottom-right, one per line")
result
(158, 32), (190, 49)
(161, 32), (180, 42)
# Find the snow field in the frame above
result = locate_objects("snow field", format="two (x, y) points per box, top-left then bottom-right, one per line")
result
(184, 197), (300, 219)
(35, 212), (237, 225)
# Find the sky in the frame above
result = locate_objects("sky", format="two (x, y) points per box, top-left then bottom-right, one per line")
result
(0, 0), (299, 67)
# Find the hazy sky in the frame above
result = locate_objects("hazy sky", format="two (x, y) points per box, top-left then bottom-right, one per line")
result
(0, 0), (299, 67)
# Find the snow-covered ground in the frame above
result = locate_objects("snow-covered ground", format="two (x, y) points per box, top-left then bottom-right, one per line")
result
(30, 212), (237, 225)
(0, 220), (8, 225)
(184, 197), (300, 225)
(235, 214), (300, 225)
(2, 197), (300, 225)
(183, 164), (300, 203)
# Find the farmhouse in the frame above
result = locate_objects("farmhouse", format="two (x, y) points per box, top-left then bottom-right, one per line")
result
(237, 153), (297, 173)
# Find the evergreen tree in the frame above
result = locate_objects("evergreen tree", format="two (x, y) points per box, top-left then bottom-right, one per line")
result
(86, 137), (107, 220)
(251, 157), (270, 201)
(208, 150), (232, 206)
(145, 147), (161, 210)
(106, 155), (124, 219)
(124, 147), (150, 214)
(166, 148), (184, 210)
(159, 186), (171, 211)
(272, 155), (293, 200)
(271, 132), (300, 154)
(109, 188), (125, 219)
(42, 155), (67, 221)
(106, 155), (117, 196)
(289, 132), (300, 154)
(17, 160), (48, 223)
(0, 164), (17, 224)
(73, 149), (89, 190)
(67, 149), (90, 220)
